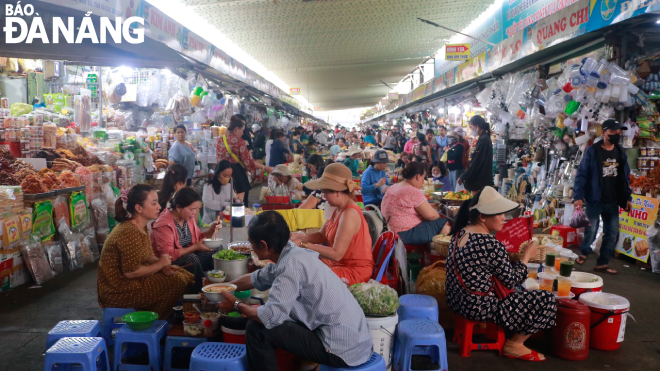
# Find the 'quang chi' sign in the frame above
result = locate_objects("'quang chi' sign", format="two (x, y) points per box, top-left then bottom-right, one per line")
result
(616, 195), (658, 263)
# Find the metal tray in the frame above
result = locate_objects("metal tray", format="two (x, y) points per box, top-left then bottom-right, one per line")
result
(56, 185), (86, 195)
(24, 191), (56, 200)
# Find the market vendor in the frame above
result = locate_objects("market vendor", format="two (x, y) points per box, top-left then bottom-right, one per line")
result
(216, 211), (373, 371)
(363, 129), (377, 146)
(446, 131), (465, 191)
(151, 188), (221, 292)
(446, 187), (556, 361)
(217, 115), (273, 206)
(290, 163), (374, 286)
(98, 184), (193, 320)
(330, 138), (347, 160)
(202, 160), (236, 225)
(342, 147), (363, 177)
(268, 164), (304, 200)
(458, 115), (494, 193)
(381, 162), (450, 244)
(168, 125), (196, 186)
(302, 154), (327, 197)
(158, 164), (188, 212)
(361, 150), (390, 207)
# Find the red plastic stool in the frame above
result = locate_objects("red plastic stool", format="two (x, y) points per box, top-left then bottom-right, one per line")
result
(453, 315), (506, 357)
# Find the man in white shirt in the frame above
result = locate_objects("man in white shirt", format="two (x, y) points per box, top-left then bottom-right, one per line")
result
(316, 128), (329, 145)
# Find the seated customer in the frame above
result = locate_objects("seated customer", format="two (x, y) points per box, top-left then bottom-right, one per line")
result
(431, 161), (452, 192)
(202, 160), (236, 225)
(446, 187), (556, 361)
(216, 211), (373, 371)
(381, 162), (450, 244)
(151, 188), (221, 292)
(157, 164), (188, 213)
(361, 150), (390, 208)
(98, 184), (193, 320)
(290, 163), (374, 286)
(342, 147), (363, 177)
(268, 164), (304, 200)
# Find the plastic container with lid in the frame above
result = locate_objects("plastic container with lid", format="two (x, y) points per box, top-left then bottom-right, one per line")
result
(578, 292), (630, 351)
(551, 299), (591, 360)
(235, 290), (251, 304)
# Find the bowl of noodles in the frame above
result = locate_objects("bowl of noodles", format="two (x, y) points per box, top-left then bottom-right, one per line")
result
(202, 283), (237, 303)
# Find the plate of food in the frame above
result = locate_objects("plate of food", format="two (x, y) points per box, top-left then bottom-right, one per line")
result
(634, 239), (649, 259)
(621, 235), (635, 253)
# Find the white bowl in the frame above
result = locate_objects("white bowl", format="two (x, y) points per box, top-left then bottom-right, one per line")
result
(201, 283), (237, 304)
(204, 239), (223, 249)
(206, 270), (226, 283)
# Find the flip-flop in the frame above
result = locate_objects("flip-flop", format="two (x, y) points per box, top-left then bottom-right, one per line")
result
(594, 266), (618, 275)
(576, 255), (587, 265)
(503, 350), (546, 361)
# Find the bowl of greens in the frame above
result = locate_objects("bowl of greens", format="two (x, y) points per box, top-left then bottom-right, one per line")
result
(213, 248), (249, 281)
(206, 270), (226, 283)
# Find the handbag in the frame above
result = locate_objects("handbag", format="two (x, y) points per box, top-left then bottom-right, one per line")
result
(440, 151), (448, 163)
(452, 233), (514, 300)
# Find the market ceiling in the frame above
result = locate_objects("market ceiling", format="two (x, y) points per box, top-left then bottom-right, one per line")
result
(177, 0), (496, 110)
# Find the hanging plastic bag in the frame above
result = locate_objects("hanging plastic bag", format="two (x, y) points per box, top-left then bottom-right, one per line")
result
(348, 279), (400, 316)
(43, 241), (64, 276)
(58, 219), (83, 270)
(648, 222), (660, 274)
(21, 235), (54, 285)
(569, 208), (591, 228)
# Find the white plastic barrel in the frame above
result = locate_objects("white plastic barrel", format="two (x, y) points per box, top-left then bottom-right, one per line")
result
(366, 314), (398, 369)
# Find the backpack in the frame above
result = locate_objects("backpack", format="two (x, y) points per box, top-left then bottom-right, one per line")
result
(362, 204), (388, 248)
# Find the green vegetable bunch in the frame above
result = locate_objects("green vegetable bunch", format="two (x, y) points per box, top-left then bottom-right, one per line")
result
(213, 249), (248, 260)
(349, 279), (399, 316)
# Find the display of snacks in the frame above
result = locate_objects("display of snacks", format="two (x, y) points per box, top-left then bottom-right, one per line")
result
(52, 158), (82, 172)
(59, 170), (82, 187)
(20, 174), (49, 194)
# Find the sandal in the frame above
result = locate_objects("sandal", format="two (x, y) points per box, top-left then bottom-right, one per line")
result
(503, 350), (546, 361)
(594, 266), (618, 275)
(576, 255), (587, 265)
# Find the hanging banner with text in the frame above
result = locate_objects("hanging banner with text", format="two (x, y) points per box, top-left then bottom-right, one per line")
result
(445, 44), (471, 60)
(141, 1), (182, 51)
(523, 0), (590, 56)
(181, 28), (211, 64)
(615, 195), (658, 263)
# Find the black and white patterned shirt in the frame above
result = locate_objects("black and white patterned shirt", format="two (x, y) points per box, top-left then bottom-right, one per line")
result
(175, 220), (193, 248)
(251, 242), (373, 366)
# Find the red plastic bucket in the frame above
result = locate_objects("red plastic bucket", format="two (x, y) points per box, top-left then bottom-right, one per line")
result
(570, 272), (603, 297)
(221, 326), (246, 344)
(579, 292), (630, 351)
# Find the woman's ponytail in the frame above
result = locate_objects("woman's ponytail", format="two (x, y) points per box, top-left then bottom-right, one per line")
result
(449, 191), (483, 236)
(115, 197), (131, 223)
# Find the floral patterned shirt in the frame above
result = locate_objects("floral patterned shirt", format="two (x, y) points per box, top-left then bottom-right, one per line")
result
(381, 183), (428, 233)
(216, 132), (257, 172)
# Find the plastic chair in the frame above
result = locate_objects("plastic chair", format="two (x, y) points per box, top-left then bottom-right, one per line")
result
(113, 320), (168, 371)
(101, 307), (134, 347)
(453, 315), (505, 357)
(164, 336), (208, 371)
(393, 320), (448, 371)
(189, 342), (247, 371)
(320, 352), (386, 370)
(397, 295), (439, 322)
(44, 337), (110, 371)
(46, 320), (102, 350)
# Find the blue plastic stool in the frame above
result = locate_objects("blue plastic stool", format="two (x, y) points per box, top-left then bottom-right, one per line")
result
(397, 294), (439, 322)
(44, 337), (110, 371)
(101, 307), (134, 347)
(164, 336), (208, 371)
(189, 342), (247, 371)
(393, 320), (448, 371)
(113, 320), (168, 371)
(320, 352), (386, 370)
(46, 320), (102, 350)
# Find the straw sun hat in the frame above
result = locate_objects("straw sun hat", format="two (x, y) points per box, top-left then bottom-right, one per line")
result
(304, 163), (361, 191)
(271, 164), (292, 177)
(471, 186), (519, 215)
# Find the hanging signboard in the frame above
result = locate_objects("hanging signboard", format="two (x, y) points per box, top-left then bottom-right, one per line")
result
(524, 0), (590, 56)
(210, 46), (230, 74)
(141, 1), (182, 51)
(412, 85), (427, 101)
(445, 44), (471, 60)
(456, 52), (487, 84)
(181, 28), (211, 64)
(433, 75), (446, 94)
(388, 92), (399, 100)
(290, 88), (301, 95)
(615, 195), (658, 263)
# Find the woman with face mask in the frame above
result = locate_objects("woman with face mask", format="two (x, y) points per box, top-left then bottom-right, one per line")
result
(202, 160), (236, 225)
(151, 188), (222, 292)
(446, 131), (465, 191)
(458, 115), (494, 193)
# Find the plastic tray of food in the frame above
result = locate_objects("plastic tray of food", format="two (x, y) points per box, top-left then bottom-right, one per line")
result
(23, 191), (57, 200)
(56, 185), (86, 195)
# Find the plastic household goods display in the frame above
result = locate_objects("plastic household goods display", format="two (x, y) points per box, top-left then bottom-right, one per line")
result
(32, 200), (55, 241)
(349, 279), (400, 316)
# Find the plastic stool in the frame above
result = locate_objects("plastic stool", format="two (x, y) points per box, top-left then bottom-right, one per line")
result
(320, 352), (386, 370)
(398, 294), (439, 322)
(113, 320), (168, 371)
(164, 336), (207, 371)
(46, 320), (102, 350)
(189, 342), (247, 371)
(44, 337), (110, 371)
(404, 244), (427, 254)
(453, 315), (505, 357)
(101, 307), (134, 347)
(393, 320), (448, 371)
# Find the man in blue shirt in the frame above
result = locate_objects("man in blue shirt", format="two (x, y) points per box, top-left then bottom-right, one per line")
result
(436, 125), (448, 160)
(268, 130), (290, 167)
(361, 150), (390, 207)
(330, 138), (346, 160)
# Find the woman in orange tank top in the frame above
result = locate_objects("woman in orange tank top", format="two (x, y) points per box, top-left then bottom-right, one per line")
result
(291, 163), (374, 286)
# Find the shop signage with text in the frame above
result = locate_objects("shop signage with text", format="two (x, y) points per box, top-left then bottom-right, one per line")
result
(615, 195), (658, 263)
(445, 44), (471, 60)
(290, 88), (301, 95)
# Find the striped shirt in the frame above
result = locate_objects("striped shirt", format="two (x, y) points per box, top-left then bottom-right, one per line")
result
(174, 220), (192, 248)
(251, 242), (373, 366)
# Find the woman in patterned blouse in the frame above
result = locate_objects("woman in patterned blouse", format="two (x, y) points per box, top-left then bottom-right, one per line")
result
(445, 186), (556, 362)
(216, 115), (273, 206)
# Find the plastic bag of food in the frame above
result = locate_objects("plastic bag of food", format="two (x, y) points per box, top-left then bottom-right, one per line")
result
(348, 279), (400, 316)
(17, 208), (32, 241)
(43, 240), (64, 275)
(21, 235), (54, 285)
(32, 200), (56, 241)
(53, 195), (70, 228)
(569, 208), (591, 229)
(58, 219), (83, 270)
(416, 260), (454, 328)
(83, 226), (100, 262)
(10, 102), (33, 117)
(2, 214), (22, 248)
(69, 191), (89, 228)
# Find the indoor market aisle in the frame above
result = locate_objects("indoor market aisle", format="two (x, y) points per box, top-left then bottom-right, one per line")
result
(2, 201), (660, 371)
